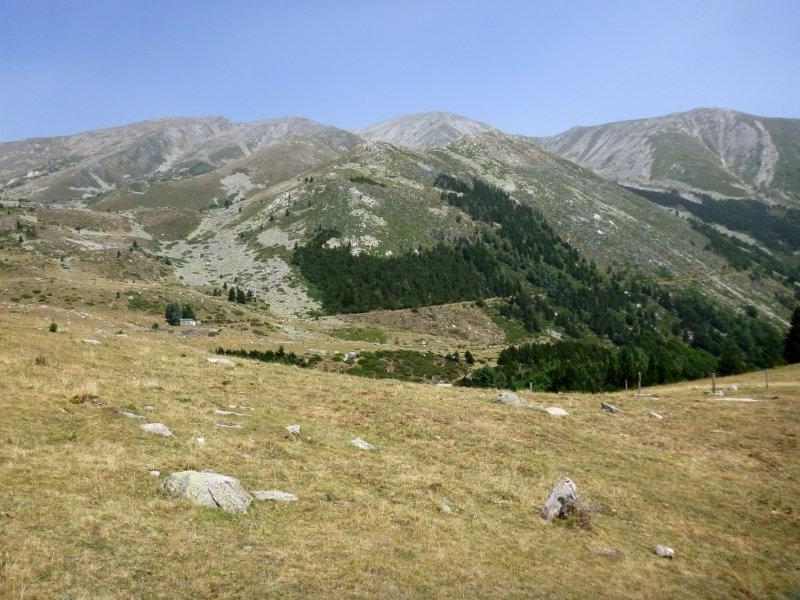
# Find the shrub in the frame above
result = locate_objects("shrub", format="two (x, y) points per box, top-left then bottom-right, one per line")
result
(165, 303), (182, 326)
(49, 322), (58, 333)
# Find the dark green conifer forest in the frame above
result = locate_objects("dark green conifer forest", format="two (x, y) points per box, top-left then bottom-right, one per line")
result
(294, 175), (785, 391)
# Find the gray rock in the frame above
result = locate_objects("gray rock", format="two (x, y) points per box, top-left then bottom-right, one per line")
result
(215, 422), (243, 429)
(343, 351), (359, 363)
(351, 437), (376, 450)
(214, 409), (247, 417)
(601, 402), (621, 414)
(544, 406), (569, 417)
(286, 424), (301, 435)
(649, 411), (664, 419)
(593, 547), (624, 560)
(252, 490), (298, 503)
(655, 544), (675, 559)
(82, 338), (101, 345)
(207, 357), (235, 367)
(119, 410), (144, 420)
(162, 471), (253, 513)
(140, 423), (173, 437)
(496, 391), (525, 407)
(149, 470), (161, 477)
(195, 436), (206, 446)
(541, 478), (578, 521)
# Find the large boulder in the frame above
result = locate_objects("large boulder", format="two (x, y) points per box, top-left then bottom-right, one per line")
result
(162, 471), (253, 513)
(541, 478), (578, 521)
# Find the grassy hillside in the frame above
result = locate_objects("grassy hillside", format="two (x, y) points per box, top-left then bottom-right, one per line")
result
(0, 288), (798, 598)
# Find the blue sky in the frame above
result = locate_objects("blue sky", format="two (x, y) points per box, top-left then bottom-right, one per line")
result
(1, 0), (798, 141)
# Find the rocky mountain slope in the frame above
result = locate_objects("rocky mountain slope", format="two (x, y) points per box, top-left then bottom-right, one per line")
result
(1, 111), (795, 323)
(539, 108), (800, 203)
(360, 112), (498, 149)
(0, 116), (360, 205)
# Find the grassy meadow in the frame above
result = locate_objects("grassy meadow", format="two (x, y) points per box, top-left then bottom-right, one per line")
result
(0, 295), (798, 598)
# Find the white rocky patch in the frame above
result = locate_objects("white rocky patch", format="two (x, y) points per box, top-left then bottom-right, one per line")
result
(324, 235), (380, 255)
(221, 172), (262, 200)
(257, 227), (294, 248)
(69, 172), (117, 198)
(349, 186), (378, 208)
(351, 208), (386, 228)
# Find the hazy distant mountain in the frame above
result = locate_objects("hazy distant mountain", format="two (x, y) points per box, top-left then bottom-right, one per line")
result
(359, 112), (498, 149)
(539, 108), (800, 203)
(0, 116), (360, 204)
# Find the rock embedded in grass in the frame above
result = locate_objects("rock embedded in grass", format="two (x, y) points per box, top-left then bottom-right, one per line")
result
(649, 411), (664, 419)
(601, 402), (621, 414)
(496, 391), (525, 407)
(140, 423), (173, 437)
(252, 490), (298, 503)
(119, 409), (144, 420)
(544, 406), (569, 417)
(351, 437), (376, 450)
(162, 471), (253, 513)
(214, 409), (247, 417)
(541, 478), (578, 522)
(207, 357), (235, 367)
(286, 424), (301, 435)
(655, 545), (675, 559)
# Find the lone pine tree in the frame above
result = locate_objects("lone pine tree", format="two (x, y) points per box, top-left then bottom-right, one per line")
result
(784, 307), (800, 364)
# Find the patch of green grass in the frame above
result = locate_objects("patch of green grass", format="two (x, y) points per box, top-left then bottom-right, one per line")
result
(330, 326), (388, 344)
(483, 305), (530, 344)
(650, 132), (746, 197)
(127, 294), (163, 313)
(350, 175), (386, 188)
(349, 349), (467, 383)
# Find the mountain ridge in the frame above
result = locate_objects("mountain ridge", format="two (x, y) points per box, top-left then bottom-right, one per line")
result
(539, 107), (800, 203)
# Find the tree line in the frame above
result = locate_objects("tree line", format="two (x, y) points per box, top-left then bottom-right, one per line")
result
(293, 174), (785, 390)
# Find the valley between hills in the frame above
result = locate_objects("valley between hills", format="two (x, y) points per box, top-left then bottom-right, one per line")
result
(1, 108), (799, 598)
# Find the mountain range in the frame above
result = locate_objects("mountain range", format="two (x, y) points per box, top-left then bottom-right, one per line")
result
(1, 108), (798, 323)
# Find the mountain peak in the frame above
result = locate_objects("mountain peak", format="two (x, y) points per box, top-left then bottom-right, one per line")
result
(359, 112), (498, 149)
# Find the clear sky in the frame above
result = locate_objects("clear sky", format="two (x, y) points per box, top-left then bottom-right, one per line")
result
(1, 0), (798, 141)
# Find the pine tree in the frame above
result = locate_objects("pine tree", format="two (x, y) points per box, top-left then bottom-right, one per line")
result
(228, 287), (236, 302)
(165, 303), (182, 326)
(784, 307), (800, 364)
(236, 288), (247, 304)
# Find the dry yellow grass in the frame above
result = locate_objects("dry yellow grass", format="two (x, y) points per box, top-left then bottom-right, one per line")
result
(0, 298), (798, 599)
